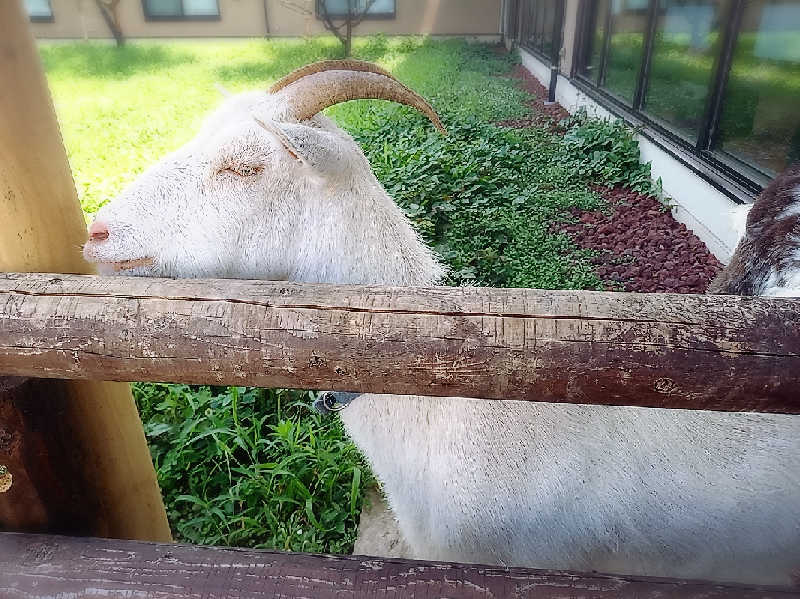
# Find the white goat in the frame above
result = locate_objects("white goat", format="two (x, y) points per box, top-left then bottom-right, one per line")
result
(83, 61), (800, 586)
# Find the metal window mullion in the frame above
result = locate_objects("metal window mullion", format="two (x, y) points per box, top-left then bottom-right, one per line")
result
(697, 0), (744, 152)
(597, 2), (612, 87)
(633, 0), (659, 111)
(548, 0), (565, 102)
(551, 0), (564, 65)
(571, 0), (588, 78)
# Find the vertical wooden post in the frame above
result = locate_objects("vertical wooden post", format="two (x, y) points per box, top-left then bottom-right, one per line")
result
(0, 0), (171, 541)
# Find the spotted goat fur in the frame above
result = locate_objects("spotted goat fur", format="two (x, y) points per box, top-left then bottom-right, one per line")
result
(84, 61), (799, 586)
(710, 163), (800, 296)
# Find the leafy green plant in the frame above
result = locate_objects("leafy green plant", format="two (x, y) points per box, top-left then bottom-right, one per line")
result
(354, 116), (605, 289)
(559, 109), (660, 195)
(134, 383), (370, 553)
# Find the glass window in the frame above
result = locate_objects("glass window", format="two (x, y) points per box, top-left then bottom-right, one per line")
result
(25, 0), (52, 19)
(145, 0), (183, 17)
(717, 0), (800, 175)
(318, 0), (395, 17)
(518, 0), (562, 61)
(580, 0), (609, 83)
(644, 1), (728, 141)
(144, 0), (219, 18)
(542, 1), (557, 56)
(602, 1), (648, 103)
(534, 2), (545, 52)
(183, 0), (219, 16)
(521, 0), (539, 51)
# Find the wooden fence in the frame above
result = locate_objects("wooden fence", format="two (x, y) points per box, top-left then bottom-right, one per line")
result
(2, 532), (798, 598)
(0, 272), (798, 413)
(1, 272), (799, 597)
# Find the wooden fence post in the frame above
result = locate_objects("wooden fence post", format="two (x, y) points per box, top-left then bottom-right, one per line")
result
(0, 0), (171, 541)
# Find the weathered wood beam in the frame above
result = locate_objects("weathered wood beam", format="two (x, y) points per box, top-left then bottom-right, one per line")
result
(1, 273), (798, 413)
(0, 272), (799, 413)
(0, 532), (796, 599)
(0, 1), (169, 541)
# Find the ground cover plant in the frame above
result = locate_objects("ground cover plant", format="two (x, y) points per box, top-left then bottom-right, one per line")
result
(43, 36), (663, 553)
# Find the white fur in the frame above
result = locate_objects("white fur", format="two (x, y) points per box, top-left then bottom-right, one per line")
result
(85, 90), (800, 586)
(764, 249), (800, 297)
(729, 203), (753, 246)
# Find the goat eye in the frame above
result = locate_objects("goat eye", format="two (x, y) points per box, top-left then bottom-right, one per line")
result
(220, 164), (263, 178)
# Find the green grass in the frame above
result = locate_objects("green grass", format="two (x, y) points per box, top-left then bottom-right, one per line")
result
(42, 36), (656, 553)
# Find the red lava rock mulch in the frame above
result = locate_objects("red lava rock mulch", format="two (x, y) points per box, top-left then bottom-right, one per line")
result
(562, 187), (724, 293)
(493, 53), (725, 293)
(495, 64), (569, 131)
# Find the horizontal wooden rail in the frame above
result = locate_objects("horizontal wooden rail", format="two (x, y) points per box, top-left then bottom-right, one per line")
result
(0, 533), (796, 598)
(0, 272), (798, 413)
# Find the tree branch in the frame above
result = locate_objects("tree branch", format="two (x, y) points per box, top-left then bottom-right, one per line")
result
(349, 0), (378, 29)
(318, 0), (347, 44)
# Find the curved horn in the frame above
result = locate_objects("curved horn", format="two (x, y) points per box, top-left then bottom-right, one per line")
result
(276, 70), (447, 135)
(269, 59), (399, 94)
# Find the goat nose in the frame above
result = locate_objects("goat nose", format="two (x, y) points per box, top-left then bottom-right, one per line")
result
(88, 220), (109, 242)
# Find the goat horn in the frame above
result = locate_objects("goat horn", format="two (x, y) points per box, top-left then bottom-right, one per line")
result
(276, 70), (447, 135)
(268, 59), (399, 94)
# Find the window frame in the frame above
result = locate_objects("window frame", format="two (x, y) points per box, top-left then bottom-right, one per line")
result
(571, 0), (771, 199)
(517, 0), (565, 65)
(141, 0), (221, 22)
(27, 0), (54, 23)
(315, 0), (396, 21)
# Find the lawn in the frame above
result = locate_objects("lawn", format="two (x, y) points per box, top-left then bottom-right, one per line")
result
(41, 36), (656, 553)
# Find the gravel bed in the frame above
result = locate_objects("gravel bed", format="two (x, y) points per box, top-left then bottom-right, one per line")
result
(496, 65), (569, 131)
(563, 187), (723, 293)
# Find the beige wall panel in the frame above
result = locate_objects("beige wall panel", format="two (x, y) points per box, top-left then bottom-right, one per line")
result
(31, 0), (500, 39)
(560, 0), (580, 76)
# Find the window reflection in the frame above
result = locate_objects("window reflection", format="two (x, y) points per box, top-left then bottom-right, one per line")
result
(718, 0), (800, 175)
(25, 0), (52, 18)
(581, 0), (609, 83)
(519, 0), (561, 60)
(644, 1), (726, 141)
(602, 1), (648, 103)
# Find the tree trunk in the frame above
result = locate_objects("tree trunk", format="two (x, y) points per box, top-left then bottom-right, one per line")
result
(345, 19), (352, 56)
(94, 0), (124, 47)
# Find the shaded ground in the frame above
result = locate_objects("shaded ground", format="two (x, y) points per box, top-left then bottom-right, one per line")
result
(498, 62), (724, 293)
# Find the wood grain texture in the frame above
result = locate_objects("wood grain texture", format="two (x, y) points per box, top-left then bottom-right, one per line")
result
(0, 273), (798, 413)
(0, 2), (169, 541)
(0, 533), (797, 599)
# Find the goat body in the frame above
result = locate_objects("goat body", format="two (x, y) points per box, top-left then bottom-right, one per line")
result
(83, 63), (800, 586)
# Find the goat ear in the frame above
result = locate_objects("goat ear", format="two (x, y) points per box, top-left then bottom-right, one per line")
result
(254, 117), (348, 181)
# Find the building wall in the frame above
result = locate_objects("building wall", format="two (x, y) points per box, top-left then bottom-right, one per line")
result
(30, 0), (501, 39)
